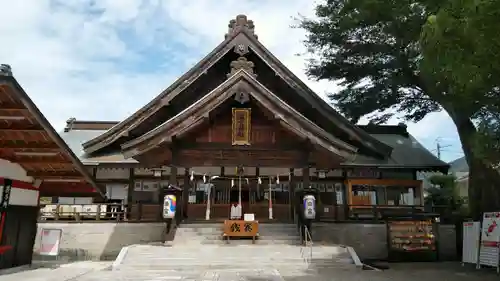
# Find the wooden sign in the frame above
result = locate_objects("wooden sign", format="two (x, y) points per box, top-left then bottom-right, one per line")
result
(223, 220), (259, 237)
(232, 108), (251, 145)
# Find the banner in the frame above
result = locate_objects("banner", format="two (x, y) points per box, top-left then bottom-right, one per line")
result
(462, 221), (480, 265)
(479, 212), (500, 269)
(0, 178), (12, 212)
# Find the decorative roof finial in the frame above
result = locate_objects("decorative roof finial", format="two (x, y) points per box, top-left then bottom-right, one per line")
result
(228, 57), (256, 77)
(225, 14), (258, 40)
(0, 64), (12, 76)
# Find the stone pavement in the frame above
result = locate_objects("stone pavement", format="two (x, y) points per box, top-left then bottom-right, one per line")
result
(4, 261), (499, 281)
(4, 223), (497, 280)
(0, 261), (111, 281)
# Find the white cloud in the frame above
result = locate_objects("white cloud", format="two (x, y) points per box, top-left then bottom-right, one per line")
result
(0, 0), (462, 161)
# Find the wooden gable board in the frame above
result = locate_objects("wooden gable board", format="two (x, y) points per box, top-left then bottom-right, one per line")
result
(121, 70), (358, 161)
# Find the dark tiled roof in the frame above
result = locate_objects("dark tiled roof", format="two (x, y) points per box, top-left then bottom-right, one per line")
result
(60, 129), (137, 164)
(343, 133), (448, 170)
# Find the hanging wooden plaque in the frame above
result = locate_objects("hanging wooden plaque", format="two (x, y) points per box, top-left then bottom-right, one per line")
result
(232, 108), (251, 145)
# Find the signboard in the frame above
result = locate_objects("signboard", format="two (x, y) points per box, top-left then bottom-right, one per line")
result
(479, 212), (500, 270)
(39, 228), (62, 256)
(388, 221), (435, 252)
(231, 108), (251, 145)
(462, 221), (480, 265)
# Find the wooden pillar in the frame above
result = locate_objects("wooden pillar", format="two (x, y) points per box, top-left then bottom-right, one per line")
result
(157, 169), (165, 221)
(301, 145), (311, 189)
(170, 166), (178, 224)
(302, 167), (310, 188)
(289, 168), (295, 220)
(183, 168), (190, 219)
(127, 168), (135, 220)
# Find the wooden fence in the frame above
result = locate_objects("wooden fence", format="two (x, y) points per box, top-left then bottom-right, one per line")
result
(39, 203), (449, 223)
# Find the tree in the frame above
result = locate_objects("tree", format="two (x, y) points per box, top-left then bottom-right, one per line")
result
(425, 174), (462, 208)
(420, 0), (500, 168)
(299, 0), (500, 218)
(425, 174), (466, 222)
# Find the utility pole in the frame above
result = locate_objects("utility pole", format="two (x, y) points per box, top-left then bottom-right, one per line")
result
(435, 138), (451, 160)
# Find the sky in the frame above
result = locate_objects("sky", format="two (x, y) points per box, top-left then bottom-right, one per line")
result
(0, 0), (464, 163)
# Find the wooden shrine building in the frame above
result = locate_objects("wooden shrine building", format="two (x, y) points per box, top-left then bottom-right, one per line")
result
(59, 15), (448, 221)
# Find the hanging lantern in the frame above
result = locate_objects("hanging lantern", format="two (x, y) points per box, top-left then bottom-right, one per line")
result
(203, 174), (207, 183)
(190, 170), (194, 181)
(258, 177), (262, 184)
(231, 179), (235, 188)
(276, 175), (280, 184)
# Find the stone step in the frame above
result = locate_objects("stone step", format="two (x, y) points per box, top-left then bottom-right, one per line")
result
(113, 240), (356, 273)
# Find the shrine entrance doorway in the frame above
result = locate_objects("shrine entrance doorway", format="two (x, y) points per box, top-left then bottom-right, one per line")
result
(208, 175), (291, 222)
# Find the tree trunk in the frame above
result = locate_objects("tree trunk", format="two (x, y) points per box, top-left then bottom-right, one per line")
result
(451, 113), (500, 219)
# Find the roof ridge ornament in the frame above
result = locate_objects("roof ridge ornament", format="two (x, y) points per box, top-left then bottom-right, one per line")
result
(228, 57), (256, 78)
(0, 64), (12, 76)
(225, 14), (258, 40)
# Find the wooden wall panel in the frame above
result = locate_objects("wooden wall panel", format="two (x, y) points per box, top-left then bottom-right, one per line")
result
(177, 99), (303, 146)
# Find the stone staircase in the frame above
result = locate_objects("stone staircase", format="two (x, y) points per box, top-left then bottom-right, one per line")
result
(110, 223), (358, 279)
(173, 223), (302, 245)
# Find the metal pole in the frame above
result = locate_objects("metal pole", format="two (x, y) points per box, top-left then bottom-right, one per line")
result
(269, 177), (273, 219)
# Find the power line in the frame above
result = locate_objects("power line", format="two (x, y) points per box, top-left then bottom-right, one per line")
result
(435, 137), (452, 160)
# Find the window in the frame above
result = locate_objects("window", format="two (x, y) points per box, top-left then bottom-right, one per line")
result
(386, 186), (417, 206)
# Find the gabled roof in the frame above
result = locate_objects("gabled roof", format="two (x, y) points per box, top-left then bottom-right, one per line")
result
(121, 69), (358, 160)
(0, 65), (102, 196)
(83, 14), (392, 158)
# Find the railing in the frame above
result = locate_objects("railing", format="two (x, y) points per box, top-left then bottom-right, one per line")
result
(318, 204), (446, 222)
(39, 203), (127, 222)
(38, 203), (166, 222)
(300, 226), (313, 264)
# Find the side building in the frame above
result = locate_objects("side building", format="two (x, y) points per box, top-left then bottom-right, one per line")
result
(59, 15), (448, 222)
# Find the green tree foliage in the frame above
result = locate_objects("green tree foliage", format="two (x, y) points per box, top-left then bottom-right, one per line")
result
(299, 0), (500, 218)
(425, 175), (462, 208)
(420, 0), (500, 168)
(426, 174), (466, 221)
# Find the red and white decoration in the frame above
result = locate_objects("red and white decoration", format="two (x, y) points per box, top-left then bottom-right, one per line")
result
(479, 212), (500, 271)
(0, 177), (40, 207)
(0, 177), (40, 254)
(462, 221), (480, 266)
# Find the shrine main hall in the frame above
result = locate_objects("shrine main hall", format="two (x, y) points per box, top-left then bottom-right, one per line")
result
(57, 15), (448, 222)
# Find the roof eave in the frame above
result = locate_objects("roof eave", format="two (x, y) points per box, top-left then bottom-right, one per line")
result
(242, 34), (393, 157)
(82, 33), (243, 154)
(1, 76), (104, 197)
